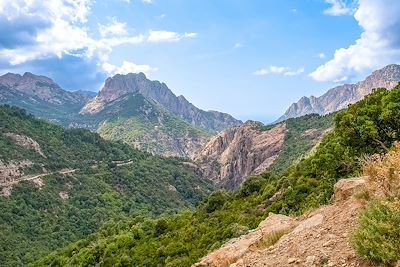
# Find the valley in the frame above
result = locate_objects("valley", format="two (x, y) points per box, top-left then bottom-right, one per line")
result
(34, 84), (400, 266)
(1, 66), (400, 267)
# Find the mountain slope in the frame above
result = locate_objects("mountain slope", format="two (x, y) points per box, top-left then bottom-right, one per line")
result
(0, 72), (91, 126)
(0, 105), (215, 267)
(92, 93), (211, 157)
(193, 114), (333, 189)
(81, 72), (242, 132)
(278, 64), (400, 122)
(195, 178), (370, 267)
(35, 85), (400, 267)
(0, 72), (239, 157)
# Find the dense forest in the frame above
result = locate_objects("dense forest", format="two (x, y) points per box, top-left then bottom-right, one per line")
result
(35, 85), (400, 266)
(0, 105), (215, 266)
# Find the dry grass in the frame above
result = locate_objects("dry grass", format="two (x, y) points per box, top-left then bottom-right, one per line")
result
(363, 142), (400, 199)
(257, 230), (288, 249)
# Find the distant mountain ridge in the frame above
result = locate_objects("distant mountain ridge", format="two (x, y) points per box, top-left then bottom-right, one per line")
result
(277, 64), (400, 122)
(0, 72), (91, 105)
(81, 73), (241, 132)
(0, 72), (240, 157)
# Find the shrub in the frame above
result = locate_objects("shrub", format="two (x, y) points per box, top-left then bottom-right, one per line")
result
(363, 142), (400, 199)
(257, 230), (288, 249)
(202, 190), (231, 213)
(238, 175), (267, 197)
(351, 201), (400, 264)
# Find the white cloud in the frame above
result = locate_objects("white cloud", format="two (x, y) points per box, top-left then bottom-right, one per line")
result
(318, 53), (326, 59)
(311, 0), (400, 82)
(284, 68), (304, 76)
(0, 0), (196, 76)
(142, 0), (152, 3)
(102, 61), (158, 75)
(253, 66), (304, 76)
(323, 0), (355, 16)
(148, 30), (197, 43)
(0, 0), (93, 65)
(98, 17), (128, 37)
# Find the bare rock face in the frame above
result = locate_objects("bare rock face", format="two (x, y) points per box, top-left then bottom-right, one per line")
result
(193, 122), (286, 189)
(81, 73), (241, 132)
(193, 178), (371, 267)
(0, 72), (91, 105)
(4, 132), (46, 158)
(278, 64), (400, 122)
(194, 214), (297, 267)
(334, 177), (367, 203)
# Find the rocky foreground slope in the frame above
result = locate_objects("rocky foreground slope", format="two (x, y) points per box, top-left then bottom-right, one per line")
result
(194, 178), (371, 267)
(278, 64), (400, 122)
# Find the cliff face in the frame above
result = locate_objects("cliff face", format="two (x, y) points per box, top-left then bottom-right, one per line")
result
(81, 73), (241, 133)
(278, 64), (400, 122)
(193, 122), (287, 189)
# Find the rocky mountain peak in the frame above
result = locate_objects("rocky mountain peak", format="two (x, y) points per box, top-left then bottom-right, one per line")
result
(81, 72), (241, 133)
(0, 72), (88, 105)
(277, 64), (400, 122)
(97, 72), (154, 102)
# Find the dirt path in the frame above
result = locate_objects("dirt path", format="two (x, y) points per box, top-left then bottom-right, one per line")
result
(0, 169), (77, 188)
(0, 159), (134, 189)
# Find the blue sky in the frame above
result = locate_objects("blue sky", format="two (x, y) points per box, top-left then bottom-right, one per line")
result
(1, 0), (400, 123)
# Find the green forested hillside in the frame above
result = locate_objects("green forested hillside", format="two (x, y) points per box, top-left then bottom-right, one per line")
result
(94, 93), (210, 156)
(0, 105), (215, 267)
(267, 113), (334, 174)
(0, 74), (215, 157)
(36, 85), (400, 267)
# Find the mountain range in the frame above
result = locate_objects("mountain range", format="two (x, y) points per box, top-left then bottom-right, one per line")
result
(0, 72), (241, 157)
(277, 64), (400, 122)
(1, 64), (400, 267)
(1, 64), (399, 188)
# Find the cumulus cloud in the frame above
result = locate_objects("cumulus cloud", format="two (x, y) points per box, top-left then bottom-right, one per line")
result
(311, 0), (400, 82)
(98, 17), (128, 37)
(102, 61), (158, 75)
(323, 0), (356, 16)
(0, 0), (93, 65)
(148, 30), (197, 43)
(253, 66), (304, 76)
(0, 0), (196, 84)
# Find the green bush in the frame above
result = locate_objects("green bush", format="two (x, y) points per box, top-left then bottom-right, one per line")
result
(352, 201), (400, 264)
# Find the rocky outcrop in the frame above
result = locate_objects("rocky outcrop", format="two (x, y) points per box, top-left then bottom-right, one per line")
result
(193, 214), (297, 267)
(3, 132), (46, 158)
(278, 64), (400, 122)
(0, 160), (34, 185)
(194, 178), (371, 267)
(193, 122), (286, 189)
(81, 73), (241, 132)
